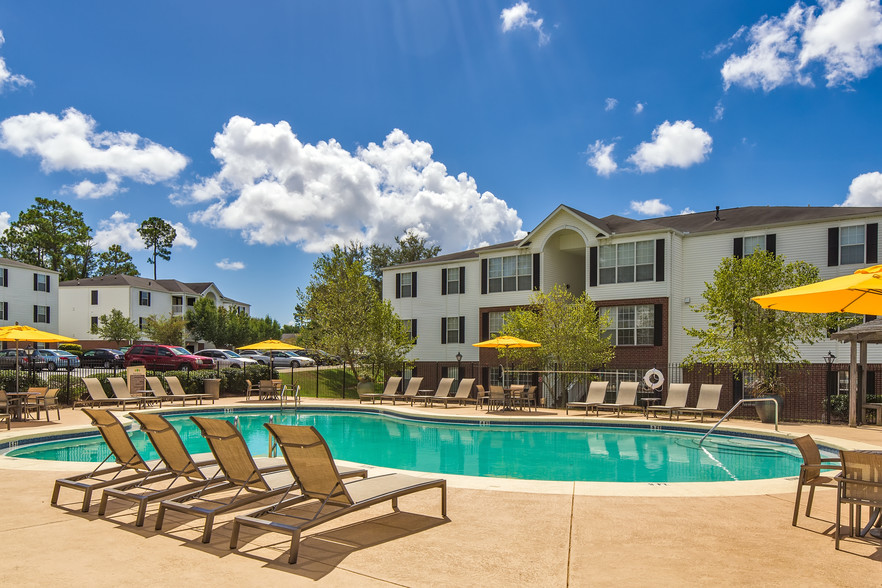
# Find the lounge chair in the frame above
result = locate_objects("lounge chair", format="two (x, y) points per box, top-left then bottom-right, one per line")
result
(165, 375), (213, 405)
(155, 416), (367, 543)
(834, 450), (882, 549)
(146, 376), (195, 406)
(593, 382), (641, 417)
(230, 423), (447, 564)
(360, 376), (401, 404)
(410, 377), (455, 406)
(675, 384), (724, 422)
(99, 412), (286, 527)
(107, 377), (156, 409)
(382, 376), (423, 405)
(430, 378), (476, 408)
(565, 381), (608, 415)
(792, 434), (841, 527)
(51, 409), (165, 512)
(79, 378), (141, 410)
(646, 383), (690, 419)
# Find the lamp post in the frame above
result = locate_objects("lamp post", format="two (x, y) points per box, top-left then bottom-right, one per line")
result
(824, 350), (836, 425)
(455, 352), (463, 386)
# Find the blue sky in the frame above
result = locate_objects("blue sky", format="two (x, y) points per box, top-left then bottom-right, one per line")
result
(1, 1), (881, 323)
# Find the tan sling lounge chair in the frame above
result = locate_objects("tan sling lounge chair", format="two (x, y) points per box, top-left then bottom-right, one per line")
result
(52, 409), (165, 512)
(107, 377), (155, 409)
(565, 381), (608, 415)
(360, 376), (401, 404)
(675, 383), (724, 422)
(430, 378), (476, 408)
(166, 375), (213, 404)
(231, 423), (447, 564)
(646, 383), (690, 419)
(593, 382), (641, 417)
(410, 378), (455, 406)
(792, 434), (841, 527)
(382, 376), (423, 405)
(155, 416), (367, 543)
(146, 376), (194, 406)
(79, 377), (142, 410)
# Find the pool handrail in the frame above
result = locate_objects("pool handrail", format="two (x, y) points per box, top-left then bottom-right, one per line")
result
(698, 397), (778, 445)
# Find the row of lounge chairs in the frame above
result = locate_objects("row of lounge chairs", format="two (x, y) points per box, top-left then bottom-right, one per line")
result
(52, 409), (447, 564)
(359, 376), (481, 408)
(566, 381), (725, 421)
(75, 376), (213, 410)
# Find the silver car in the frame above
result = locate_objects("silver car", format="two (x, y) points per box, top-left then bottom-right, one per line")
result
(195, 349), (259, 368)
(237, 349), (272, 365)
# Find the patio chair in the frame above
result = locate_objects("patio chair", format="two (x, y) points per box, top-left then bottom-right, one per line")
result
(30, 387), (60, 422)
(155, 416), (367, 543)
(646, 383), (690, 420)
(166, 375), (213, 404)
(361, 376), (400, 404)
(675, 384), (724, 422)
(834, 450), (882, 549)
(79, 378), (141, 410)
(22, 386), (48, 420)
(99, 412), (287, 527)
(410, 378), (455, 406)
(146, 376), (194, 406)
(474, 385), (488, 410)
(430, 378), (476, 408)
(387, 377), (423, 405)
(230, 423), (447, 564)
(593, 382), (641, 417)
(107, 377), (156, 409)
(245, 379), (260, 401)
(792, 434), (841, 527)
(259, 379), (277, 401)
(565, 381), (609, 415)
(51, 409), (165, 512)
(515, 385), (538, 411)
(0, 390), (9, 430)
(487, 385), (507, 411)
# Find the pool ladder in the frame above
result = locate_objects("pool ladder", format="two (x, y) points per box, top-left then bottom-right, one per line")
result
(698, 397), (779, 446)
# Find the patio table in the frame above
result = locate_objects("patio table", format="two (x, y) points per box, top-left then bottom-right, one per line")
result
(6, 391), (41, 421)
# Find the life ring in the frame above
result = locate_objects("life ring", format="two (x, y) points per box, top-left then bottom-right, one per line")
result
(643, 368), (665, 390)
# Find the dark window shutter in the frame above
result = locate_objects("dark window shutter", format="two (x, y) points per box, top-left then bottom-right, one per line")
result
(411, 272), (417, 298)
(532, 254), (540, 290)
(866, 223), (878, 264)
(2, 268), (6, 286)
(655, 239), (665, 282)
(411, 319), (418, 340)
(459, 316), (465, 344)
(481, 259), (488, 294)
(589, 247), (598, 287)
(46, 276), (50, 293)
(733, 237), (743, 259)
(441, 269), (448, 295)
(481, 312), (489, 340)
(33, 274), (37, 291)
(47, 306), (50, 323)
(460, 266), (466, 294)
(395, 274), (401, 298)
(3, 302), (6, 319)
(733, 376), (744, 402)
(828, 227), (839, 266)
(147, 292), (151, 306)
(653, 304), (663, 346)
(441, 317), (447, 344)
(33, 305), (37, 322)
(765, 233), (777, 257)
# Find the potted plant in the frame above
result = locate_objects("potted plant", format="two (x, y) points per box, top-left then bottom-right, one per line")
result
(744, 375), (785, 424)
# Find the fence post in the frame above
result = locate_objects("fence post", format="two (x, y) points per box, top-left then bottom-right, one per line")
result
(342, 364), (346, 399)
(315, 363), (319, 398)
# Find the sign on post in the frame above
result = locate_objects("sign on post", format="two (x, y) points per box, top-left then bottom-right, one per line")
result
(126, 365), (147, 394)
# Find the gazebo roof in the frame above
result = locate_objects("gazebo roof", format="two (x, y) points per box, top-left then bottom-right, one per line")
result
(829, 318), (882, 344)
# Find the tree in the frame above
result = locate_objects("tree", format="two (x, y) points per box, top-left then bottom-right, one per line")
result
(249, 315), (282, 342)
(90, 308), (141, 346)
(141, 313), (186, 346)
(137, 217), (176, 280)
(0, 197), (93, 280)
(501, 284), (614, 406)
(367, 230), (441, 293)
(683, 250), (829, 395)
(94, 245), (139, 276)
(185, 297), (218, 344)
(361, 298), (414, 383)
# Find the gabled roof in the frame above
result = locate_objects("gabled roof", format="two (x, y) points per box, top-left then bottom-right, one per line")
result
(0, 257), (60, 273)
(391, 240), (521, 269)
(59, 274), (201, 295)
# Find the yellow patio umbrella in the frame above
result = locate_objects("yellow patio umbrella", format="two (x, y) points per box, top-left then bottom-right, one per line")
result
(0, 324), (77, 392)
(473, 335), (541, 387)
(237, 339), (305, 374)
(751, 265), (882, 314)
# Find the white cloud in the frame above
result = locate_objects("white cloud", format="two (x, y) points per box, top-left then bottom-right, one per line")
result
(842, 171), (882, 205)
(0, 108), (187, 198)
(604, 97), (618, 111)
(722, 0), (882, 91)
(0, 211), (10, 234)
(171, 222), (197, 248)
(500, 2), (549, 45)
(713, 100), (725, 121)
(628, 120), (713, 173)
(182, 117), (525, 253)
(92, 211), (144, 252)
(0, 30), (32, 92)
(585, 140), (618, 177)
(630, 199), (672, 216)
(680, 207), (696, 215)
(216, 259), (245, 271)
(634, 102), (645, 114)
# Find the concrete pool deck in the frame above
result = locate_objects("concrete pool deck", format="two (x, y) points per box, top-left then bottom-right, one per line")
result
(1, 397), (880, 586)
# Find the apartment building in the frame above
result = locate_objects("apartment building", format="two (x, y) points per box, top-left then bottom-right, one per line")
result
(0, 257), (60, 337)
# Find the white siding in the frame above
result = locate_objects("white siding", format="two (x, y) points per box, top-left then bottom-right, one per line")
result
(0, 261), (60, 334)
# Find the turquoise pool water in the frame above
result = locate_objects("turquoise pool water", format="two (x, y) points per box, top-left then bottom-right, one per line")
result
(5, 410), (804, 483)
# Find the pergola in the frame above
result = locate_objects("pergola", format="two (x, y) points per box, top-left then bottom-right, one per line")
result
(829, 318), (882, 426)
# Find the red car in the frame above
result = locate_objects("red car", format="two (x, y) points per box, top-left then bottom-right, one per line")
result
(124, 344), (214, 372)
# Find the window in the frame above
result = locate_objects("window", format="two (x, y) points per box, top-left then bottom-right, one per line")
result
(400, 272), (413, 297)
(837, 371), (850, 395)
(401, 319), (418, 341)
(139, 317), (145, 329)
(441, 316), (465, 344)
(34, 305), (50, 324)
(488, 311), (507, 338)
(0, 268), (7, 287)
(488, 254), (531, 293)
(34, 273), (50, 292)
(602, 305), (654, 346)
(599, 241), (654, 285)
(139, 291), (151, 306)
(0, 302), (6, 320)
(743, 235), (766, 255)
(396, 271), (417, 298)
(91, 290), (99, 305)
(840, 225), (865, 265)
(91, 316), (99, 329)
(442, 267), (465, 295)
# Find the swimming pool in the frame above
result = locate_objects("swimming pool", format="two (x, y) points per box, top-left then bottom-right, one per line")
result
(5, 409), (806, 483)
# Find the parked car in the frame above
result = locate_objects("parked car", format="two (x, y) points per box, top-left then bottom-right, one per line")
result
(81, 348), (125, 368)
(286, 350), (316, 367)
(124, 344), (214, 372)
(33, 349), (81, 371)
(303, 349), (340, 366)
(237, 349), (271, 365)
(195, 349), (259, 368)
(0, 349), (48, 371)
(263, 350), (307, 368)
